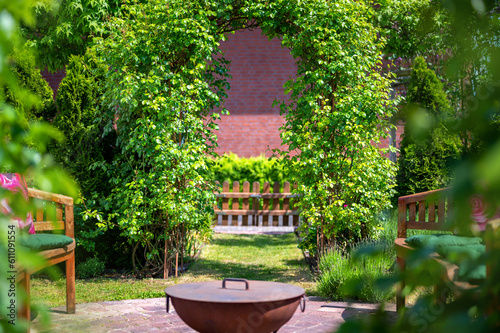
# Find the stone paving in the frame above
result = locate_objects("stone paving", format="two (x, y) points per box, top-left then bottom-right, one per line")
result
(31, 297), (397, 333)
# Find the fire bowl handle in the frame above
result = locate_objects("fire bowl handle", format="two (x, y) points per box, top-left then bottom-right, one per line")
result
(300, 295), (306, 312)
(222, 278), (250, 290)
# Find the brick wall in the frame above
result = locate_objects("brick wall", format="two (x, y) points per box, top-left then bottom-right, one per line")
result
(40, 28), (405, 157)
(214, 28), (297, 157)
(40, 69), (66, 99)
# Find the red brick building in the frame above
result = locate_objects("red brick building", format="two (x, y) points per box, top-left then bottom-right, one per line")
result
(41, 28), (404, 158)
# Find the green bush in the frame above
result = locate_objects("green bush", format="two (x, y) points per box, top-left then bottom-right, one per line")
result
(51, 51), (128, 268)
(209, 153), (291, 187)
(317, 239), (395, 302)
(76, 256), (106, 279)
(4, 47), (56, 121)
(395, 57), (462, 199)
(52, 51), (115, 195)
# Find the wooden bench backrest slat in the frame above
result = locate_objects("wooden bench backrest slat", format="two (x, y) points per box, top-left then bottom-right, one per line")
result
(56, 203), (63, 221)
(409, 203), (416, 222)
(438, 198), (446, 224)
(36, 208), (44, 222)
(28, 188), (73, 233)
(398, 187), (452, 238)
(407, 221), (446, 231)
(28, 188), (73, 205)
(418, 200), (426, 221)
(429, 203), (436, 222)
(34, 221), (65, 231)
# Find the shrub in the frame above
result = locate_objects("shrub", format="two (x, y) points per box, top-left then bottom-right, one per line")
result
(395, 57), (462, 199)
(76, 256), (105, 279)
(4, 47), (56, 121)
(317, 239), (395, 302)
(209, 153), (290, 186)
(52, 51), (115, 195)
(51, 51), (127, 268)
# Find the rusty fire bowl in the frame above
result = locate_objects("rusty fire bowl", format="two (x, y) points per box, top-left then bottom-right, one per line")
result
(165, 278), (305, 333)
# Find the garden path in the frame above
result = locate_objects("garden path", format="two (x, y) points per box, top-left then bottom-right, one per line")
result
(31, 230), (397, 332)
(32, 297), (396, 332)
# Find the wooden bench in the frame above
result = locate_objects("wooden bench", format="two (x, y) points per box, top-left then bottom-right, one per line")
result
(395, 187), (473, 311)
(19, 188), (75, 330)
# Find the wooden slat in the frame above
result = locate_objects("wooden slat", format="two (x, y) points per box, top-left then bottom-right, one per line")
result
(215, 210), (300, 216)
(215, 193), (296, 199)
(34, 221), (65, 231)
(263, 182), (270, 226)
(438, 198), (445, 224)
(65, 204), (74, 238)
(447, 197), (453, 221)
(398, 202), (407, 238)
(28, 188), (73, 205)
(222, 181), (229, 226)
(272, 182), (280, 226)
(242, 181), (250, 226)
(409, 203), (416, 223)
(283, 182), (290, 226)
(418, 200), (426, 222)
(56, 203), (63, 222)
(398, 187), (450, 205)
(36, 208), (44, 222)
(252, 182), (260, 227)
(232, 181), (240, 225)
(407, 221), (445, 231)
(429, 202), (436, 222)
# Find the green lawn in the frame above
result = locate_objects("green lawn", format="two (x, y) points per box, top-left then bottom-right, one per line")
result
(31, 233), (315, 308)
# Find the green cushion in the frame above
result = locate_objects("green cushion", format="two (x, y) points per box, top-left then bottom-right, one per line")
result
(437, 244), (485, 258)
(437, 245), (486, 282)
(457, 263), (486, 281)
(405, 234), (483, 250)
(19, 234), (74, 251)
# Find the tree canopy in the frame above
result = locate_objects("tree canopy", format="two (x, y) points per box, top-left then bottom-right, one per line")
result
(86, 0), (397, 265)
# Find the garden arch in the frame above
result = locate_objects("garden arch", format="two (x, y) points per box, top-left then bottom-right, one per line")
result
(95, 0), (396, 276)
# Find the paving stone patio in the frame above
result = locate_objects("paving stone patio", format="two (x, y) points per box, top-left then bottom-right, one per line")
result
(32, 297), (397, 333)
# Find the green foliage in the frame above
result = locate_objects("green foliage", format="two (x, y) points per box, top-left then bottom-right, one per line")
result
(395, 57), (462, 199)
(317, 240), (395, 302)
(0, 1), (77, 331)
(374, 0), (450, 60)
(76, 256), (105, 279)
(93, 0), (233, 276)
(297, 225), (317, 256)
(52, 51), (114, 195)
(270, 0), (397, 251)
(338, 2), (500, 332)
(3, 47), (56, 121)
(210, 153), (290, 186)
(407, 57), (451, 117)
(51, 51), (133, 269)
(25, 0), (124, 70)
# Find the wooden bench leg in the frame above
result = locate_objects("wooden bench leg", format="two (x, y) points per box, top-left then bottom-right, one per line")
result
(66, 253), (76, 314)
(396, 255), (406, 312)
(19, 271), (31, 333)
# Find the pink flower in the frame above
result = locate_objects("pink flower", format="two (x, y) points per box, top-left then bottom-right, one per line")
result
(470, 194), (489, 231)
(1, 173), (35, 234)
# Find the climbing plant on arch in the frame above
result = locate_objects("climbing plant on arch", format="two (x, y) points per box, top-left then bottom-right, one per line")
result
(93, 0), (396, 274)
